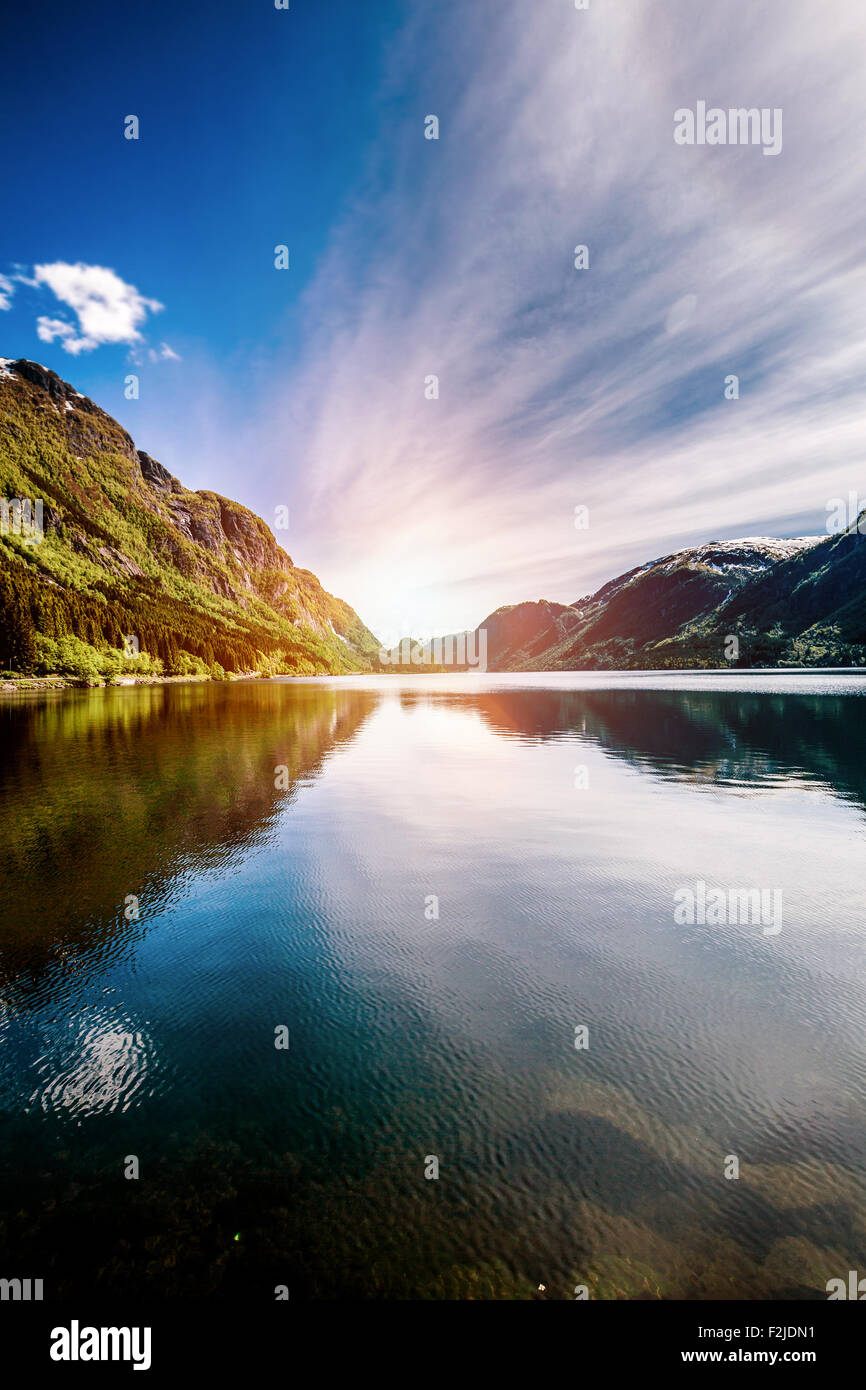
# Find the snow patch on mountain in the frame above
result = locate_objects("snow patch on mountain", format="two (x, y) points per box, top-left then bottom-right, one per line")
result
(635, 536), (824, 582)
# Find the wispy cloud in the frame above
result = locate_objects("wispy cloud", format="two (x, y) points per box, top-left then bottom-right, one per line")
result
(149, 342), (180, 363)
(0, 274), (14, 311)
(256, 0), (866, 637)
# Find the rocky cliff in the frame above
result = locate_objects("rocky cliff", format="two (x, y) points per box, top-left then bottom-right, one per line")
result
(0, 357), (379, 675)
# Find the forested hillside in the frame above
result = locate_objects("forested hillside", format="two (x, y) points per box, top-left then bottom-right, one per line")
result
(0, 359), (379, 679)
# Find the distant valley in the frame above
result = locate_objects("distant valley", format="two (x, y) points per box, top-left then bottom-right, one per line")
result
(1, 357), (864, 680)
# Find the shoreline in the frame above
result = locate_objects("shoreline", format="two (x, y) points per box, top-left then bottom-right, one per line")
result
(0, 673), (220, 692)
(3, 664), (866, 694)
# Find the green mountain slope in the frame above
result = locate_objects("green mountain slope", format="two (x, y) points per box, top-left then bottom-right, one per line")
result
(708, 525), (866, 664)
(0, 358), (379, 678)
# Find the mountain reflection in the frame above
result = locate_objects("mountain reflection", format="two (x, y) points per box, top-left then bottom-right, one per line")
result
(3, 681), (864, 1000)
(0, 683), (377, 995)
(398, 687), (866, 812)
(2, 676), (865, 1300)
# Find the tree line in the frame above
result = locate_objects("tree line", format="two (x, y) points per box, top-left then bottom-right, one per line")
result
(0, 556), (279, 675)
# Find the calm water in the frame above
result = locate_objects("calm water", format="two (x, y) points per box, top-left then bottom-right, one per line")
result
(1, 672), (866, 1299)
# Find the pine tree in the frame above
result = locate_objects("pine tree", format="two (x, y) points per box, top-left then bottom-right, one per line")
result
(0, 571), (38, 673)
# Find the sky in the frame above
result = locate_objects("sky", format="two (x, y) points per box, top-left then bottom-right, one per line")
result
(2, 0), (865, 642)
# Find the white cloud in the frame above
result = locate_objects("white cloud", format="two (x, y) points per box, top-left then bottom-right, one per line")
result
(36, 316), (92, 356)
(32, 262), (163, 354)
(148, 341), (180, 363)
(0, 274), (14, 310)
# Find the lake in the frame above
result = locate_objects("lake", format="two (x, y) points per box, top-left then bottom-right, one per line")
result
(1, 672), (865, 1299)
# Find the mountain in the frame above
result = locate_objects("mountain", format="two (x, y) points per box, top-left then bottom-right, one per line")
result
(4, 354), (861, 679)
(476, 531), (866, 670)
(0, 358), (379, 678)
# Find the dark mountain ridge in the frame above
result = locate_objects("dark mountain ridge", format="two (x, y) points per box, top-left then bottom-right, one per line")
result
(476, 531), (866, 670)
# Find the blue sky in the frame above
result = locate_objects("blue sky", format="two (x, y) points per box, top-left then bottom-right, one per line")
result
(2, 0), (865, 639)
(1, 0), (401, 386)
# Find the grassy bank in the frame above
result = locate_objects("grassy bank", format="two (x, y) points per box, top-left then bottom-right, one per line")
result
(0, 672), (228, 692)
